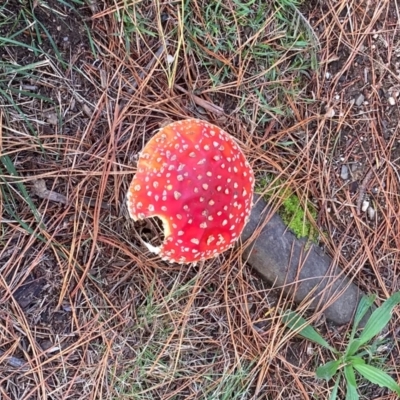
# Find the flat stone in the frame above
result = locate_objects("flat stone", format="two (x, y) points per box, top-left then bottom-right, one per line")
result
(240, 195), (372, 326)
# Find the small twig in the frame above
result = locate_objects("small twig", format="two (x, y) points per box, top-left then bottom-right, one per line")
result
(31, 179), (110, 210)
(32, 179), (68, 205)
(174, 84), (224, 115)
(129, 44), (167, 92)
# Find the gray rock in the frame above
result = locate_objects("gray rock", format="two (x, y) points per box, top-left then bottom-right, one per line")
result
(240, 195), (369, 326)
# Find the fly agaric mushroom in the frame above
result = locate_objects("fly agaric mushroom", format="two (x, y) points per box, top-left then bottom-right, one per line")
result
(127, 118), (254, 264)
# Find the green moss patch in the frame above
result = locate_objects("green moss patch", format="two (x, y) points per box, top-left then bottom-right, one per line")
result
(256, 176), (318, 242)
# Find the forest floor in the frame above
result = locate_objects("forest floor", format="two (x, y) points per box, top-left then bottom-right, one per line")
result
(0, 0), (400, 399)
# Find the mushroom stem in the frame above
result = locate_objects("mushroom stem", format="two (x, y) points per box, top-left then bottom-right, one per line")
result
(143, 241), (161, 255)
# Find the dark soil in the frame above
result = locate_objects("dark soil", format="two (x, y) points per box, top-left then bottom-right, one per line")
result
(0, 0), (90, 64)
(305, 3), (400, 396)
(304, 0), (400, 280)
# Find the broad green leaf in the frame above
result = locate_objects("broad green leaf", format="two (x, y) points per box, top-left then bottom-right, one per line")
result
(282, 310), (336, 352)
(348, 357), (365, 365)
(316, 360), (341, 380)
(344, 365), (359, 400)
(328, 379), (340, 400)
(346, 339), (362, 357)
(345, 384), (359, 400)
(353, 364), (400, 396)
(352, 295), (376, 335)
(358, 292), (400, 347)
(346, 295), (376, 356)
(344, 365), (357, 387)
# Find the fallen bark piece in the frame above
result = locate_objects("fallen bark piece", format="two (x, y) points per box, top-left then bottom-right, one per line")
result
(32, 179), (68, 204)
(0, 350), (28, 370)
(241, 195), (365, 325)
(31, 179), (110, 210)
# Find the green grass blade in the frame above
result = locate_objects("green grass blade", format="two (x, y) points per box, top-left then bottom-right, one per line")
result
(316, 360), (341, 380)
(6, 87), (54, 102)
(83, 22), (97, 57)
(0, 35), (41, 52)
(0, 156), (42, 224)
(0, 87), (41, 141)
(353, 363), (400, 396)
(56, 0), (84, 9)
(0, 175), (47, 241)
(5, 18), (35, 42)
(281, 310), (337, 352)
(0, 60), (50, 76)
(34, 19), (67, 68)
(357, 292), (400, 347)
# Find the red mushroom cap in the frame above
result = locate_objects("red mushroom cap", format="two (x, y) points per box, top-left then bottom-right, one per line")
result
(127, 119), (254, 264)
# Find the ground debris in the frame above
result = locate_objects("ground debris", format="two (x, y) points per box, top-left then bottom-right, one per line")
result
(175, 84), (224, 115)
(13, 276), (47, 309)
(355, 93), (365, 106)
(340, 165), (349, 180)
(0, 350), (28, 371)
(31, 179), (111, 210)
(31, 179), (68, 205)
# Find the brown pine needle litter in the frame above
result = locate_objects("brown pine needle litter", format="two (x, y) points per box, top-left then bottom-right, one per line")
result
(0, 0), (400, 399)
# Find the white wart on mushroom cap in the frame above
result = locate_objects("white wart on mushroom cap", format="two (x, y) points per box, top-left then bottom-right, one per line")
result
(127, 118), (254, 264)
